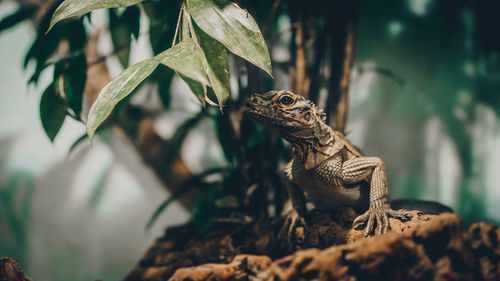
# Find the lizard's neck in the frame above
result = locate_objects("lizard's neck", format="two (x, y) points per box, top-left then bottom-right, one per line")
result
(290, 123), (340, 169)
(291, 142), (310, 162)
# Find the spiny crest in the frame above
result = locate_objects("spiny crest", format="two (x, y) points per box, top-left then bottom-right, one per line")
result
(307, 100), (327, 122)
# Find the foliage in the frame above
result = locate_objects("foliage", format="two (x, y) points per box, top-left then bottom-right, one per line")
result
(39, 82), (67, 142)
(0, 6), (36, 34)
(38, 0), (279, 230)
(4, 0), (500, 232)
(46, 0), (272, 142)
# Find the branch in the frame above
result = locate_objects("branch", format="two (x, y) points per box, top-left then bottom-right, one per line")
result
(289, 2), (308, 98)
(262, 0), (281, 36)
(326, 1), (360, 132)
(335, 20), (356, 132)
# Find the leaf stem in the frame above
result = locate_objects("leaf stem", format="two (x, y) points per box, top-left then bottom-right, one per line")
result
(172, 1), (186, 47)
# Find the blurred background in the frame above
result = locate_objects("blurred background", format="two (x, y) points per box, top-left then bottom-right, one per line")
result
(1, 0), (499, 280)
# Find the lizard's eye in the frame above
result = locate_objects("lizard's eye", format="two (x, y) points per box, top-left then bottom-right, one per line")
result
(279, 96), (294, 106)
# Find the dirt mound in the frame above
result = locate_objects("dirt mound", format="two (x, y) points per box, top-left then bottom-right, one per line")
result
(123, 209), (500, 281)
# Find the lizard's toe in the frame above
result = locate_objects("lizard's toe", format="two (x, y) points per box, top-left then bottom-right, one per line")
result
(364, 212), (375, 237)
(278, 209), (307, 245)
(388, 209), (411, 221)
(355, 206), (394, 236)
(353, 211), (369, 229)
(376, 213), (384, 235)
(382, 212), (390, 233)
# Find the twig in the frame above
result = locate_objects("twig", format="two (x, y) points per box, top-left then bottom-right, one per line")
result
(326, 0), (359, 132)
(262, 0), (281, 36)
(334, 20), (356, 132)
(291, 14), (307, 97)
(172, 1), (185, 47)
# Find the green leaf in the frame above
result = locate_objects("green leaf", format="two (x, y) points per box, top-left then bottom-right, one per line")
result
(150, 65), (175, 108)
(215, 112), (237, 162)
(162, 110), (205, 174)
(83, 13), (92, 24)
(156, 39), (210, 86)
(86, 57), (160, 142)
(181, 7), (191, 41)
(146, 167), (225, 230)
(157, 38), (213, 104)
(149, 21), (172, 55)
(109, 9), (131, 68)
(68, 125), (109, 155)
(25, 17), (86, 85)
(192, 181), (224, 234)
(197, 26), (230, 107)
(0, 6), (36, 34)
(87, 38), (216, 141)
(62, 54), (87, 117)
(178, 73), (206, 106)
(187, 0), (272, 77)
(40, 83), (67, 142)
(109, 6), (141, 67)
(68, 133), (88, 154)
(146, 1), (178, 55)
(178, 11), (206, 106)
(122, 6), (141, 39)
(48, 0), (145, 32)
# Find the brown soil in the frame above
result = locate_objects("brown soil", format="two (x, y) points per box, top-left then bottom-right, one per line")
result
(123, 209), (500, 281)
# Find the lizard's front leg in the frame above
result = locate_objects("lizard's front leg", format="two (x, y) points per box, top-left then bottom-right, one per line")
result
(278, 178), (307, 242)
(319, 155), (409, 236)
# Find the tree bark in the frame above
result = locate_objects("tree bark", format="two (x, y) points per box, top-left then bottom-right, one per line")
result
(326, 1), (359, 132)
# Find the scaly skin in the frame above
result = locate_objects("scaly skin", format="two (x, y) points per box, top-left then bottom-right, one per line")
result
(246, 90), (409, 238)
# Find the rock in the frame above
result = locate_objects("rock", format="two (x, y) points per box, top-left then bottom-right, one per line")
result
(124, 208), (500, 281)
(347, 210), (431, 243)
(464, 222), (500, 280)
(169, 255), (271, 281)
(125, 209), (460, 281)
(259, 212), (475, 281)
(124, 208), (343, 281)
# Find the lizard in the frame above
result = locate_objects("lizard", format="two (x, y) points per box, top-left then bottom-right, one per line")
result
(245, 90), (410, 238)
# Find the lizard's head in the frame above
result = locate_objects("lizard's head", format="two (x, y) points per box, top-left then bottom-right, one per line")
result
(246, 90), (328, 142)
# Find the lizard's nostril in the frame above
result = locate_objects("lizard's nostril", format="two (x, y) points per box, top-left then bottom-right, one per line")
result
(246, 97), (256, 107)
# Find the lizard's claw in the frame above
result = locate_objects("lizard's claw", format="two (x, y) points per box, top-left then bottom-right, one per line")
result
(353, 205), (410, 237)
(278, 209), (307, 244)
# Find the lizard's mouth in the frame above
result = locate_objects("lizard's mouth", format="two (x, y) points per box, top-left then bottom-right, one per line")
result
(246, 108), (285, 124)
(246, 107), (290, 126)
(246, 108), (306, 132)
